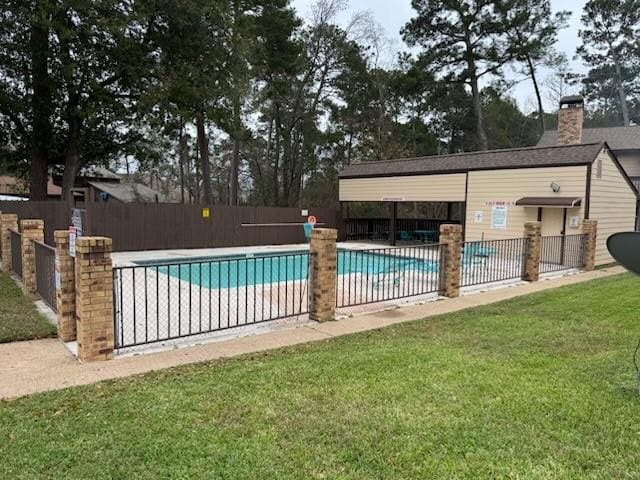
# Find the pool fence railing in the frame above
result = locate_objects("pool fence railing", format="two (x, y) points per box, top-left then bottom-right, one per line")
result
(0, 209), (599, 362)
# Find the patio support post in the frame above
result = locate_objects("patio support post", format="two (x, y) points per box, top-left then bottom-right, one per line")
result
(390, 202), (397, 246)
(55, 230), (76, 342)
(582, 220), (598, 271)
(522, 222), (542, 282)
(20, 219), (45, 297)
(309, 228), (337, 322)
(75, 237), (114, 361)
(0, 213), (18, 272)
(439, 224), (462, 298)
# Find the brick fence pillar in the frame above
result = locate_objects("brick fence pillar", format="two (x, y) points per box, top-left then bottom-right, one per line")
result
(20, 219), (44, 297)
(0, 213), (18, 272)
(75, 237), (114, 361)
(55, 230), (76, 342)
(522, 222), (542, 282)
(582, 219), (598, 271)
(309, 228), (337, 322)
(439, 224), (462, 298)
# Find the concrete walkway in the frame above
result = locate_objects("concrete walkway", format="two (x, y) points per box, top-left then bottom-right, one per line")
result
(0, 266), (624, 400)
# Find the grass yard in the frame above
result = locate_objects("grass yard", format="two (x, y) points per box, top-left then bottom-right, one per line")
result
(2, 274), (640, 479)
(0, 272), (56, 343)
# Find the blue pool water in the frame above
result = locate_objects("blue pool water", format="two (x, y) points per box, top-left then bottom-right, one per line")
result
(135, 250), (439, 289)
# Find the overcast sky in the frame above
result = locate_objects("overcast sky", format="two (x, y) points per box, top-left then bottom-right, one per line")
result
(291, 0), (586, 113)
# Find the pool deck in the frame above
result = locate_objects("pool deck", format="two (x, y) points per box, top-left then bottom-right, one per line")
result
(0, 265), (625, 400)
(111, 242), (386, 266)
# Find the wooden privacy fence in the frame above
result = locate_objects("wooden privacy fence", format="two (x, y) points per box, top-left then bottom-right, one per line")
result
(0, 201), (71, 246)
(0, 201), (340, 251)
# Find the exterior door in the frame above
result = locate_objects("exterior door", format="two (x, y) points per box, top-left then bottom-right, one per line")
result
(540, 208), (565, 236)
(540, 208), (566, 265)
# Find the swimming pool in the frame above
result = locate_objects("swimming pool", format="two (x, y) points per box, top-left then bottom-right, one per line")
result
(135, 249), (439, 289)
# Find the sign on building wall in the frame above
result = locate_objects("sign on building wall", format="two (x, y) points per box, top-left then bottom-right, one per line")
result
(474, 211), (483, 223)
(491, 205), (508, 230)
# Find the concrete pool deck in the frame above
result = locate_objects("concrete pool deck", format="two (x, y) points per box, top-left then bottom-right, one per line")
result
(0, 265), (624, 400)
(111, 241), (389, 266)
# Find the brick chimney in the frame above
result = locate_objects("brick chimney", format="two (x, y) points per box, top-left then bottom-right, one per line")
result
(557, 95), (584, 145)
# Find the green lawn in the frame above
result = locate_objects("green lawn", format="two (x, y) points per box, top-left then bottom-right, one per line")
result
(0, 272), (56, 343)
(2, 274), (640, 479)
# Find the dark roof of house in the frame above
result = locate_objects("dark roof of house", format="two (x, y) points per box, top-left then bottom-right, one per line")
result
(339, 142), (605, 179)
(89, 182), (166, 203)
(515, 197), (582, 207)
(537, 126), (640, 151)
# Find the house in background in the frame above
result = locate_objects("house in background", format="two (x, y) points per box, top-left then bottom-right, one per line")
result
(339, 96), (638, 266)
(0, 174), (62, 199)
(87, 181), (167, 203)
(537, 103), (640, 191)
(50, 166), (166, 203)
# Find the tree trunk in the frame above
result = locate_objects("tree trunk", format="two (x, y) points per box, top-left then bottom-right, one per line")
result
(527, 55), (546, 135)
(29, 1), (52, 200)
(230, 137), (240, 205)
(469, 70), (488, 150)
(61, 121), (81, 203)
(464, 32), (488, 151)
(179, 122), (186, 204)
(611, 53), (630, 126)
(196, 113), (213, 204)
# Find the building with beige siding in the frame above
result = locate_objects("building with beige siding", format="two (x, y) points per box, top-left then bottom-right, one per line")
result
(339, 97), (638, 266)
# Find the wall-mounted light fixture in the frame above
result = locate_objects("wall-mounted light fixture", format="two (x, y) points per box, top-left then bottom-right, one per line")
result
(550, 182), (561, 193)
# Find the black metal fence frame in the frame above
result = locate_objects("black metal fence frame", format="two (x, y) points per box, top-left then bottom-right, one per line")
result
(9, 229), (22, 279)
(34, 240), (57, 312)
(539, 234), (586, 274)
(336, 245), (442, 309)
(113, 252), (312, 350)
(460, 237), (529, 288)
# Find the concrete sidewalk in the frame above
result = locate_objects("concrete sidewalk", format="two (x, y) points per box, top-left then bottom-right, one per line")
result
(0, 267), (624, 400)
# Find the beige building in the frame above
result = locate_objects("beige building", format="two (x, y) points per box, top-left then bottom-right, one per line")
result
(537, 119), (640, 191)
(339, 97), (638, 266)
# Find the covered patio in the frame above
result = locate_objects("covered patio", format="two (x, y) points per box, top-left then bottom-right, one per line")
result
(339, 169), (468, 246)
(341, 201), (464, 245)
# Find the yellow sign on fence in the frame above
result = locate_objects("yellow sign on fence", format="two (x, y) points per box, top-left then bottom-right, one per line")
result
(202, 207), (210, 219)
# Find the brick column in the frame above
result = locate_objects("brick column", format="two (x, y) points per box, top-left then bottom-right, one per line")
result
(582, 219), (598, 271)
(75, 237), (114, 361)
(0, 213), (18, 272)
(20, 219), (45, 297)
(55, 230), (76, 342)
(522, 222), (542, 282)
(309, 228), (337, 322)
(439, 224), (462, 298)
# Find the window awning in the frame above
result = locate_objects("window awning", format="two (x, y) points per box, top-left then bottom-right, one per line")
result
(515, 197), (582, 208)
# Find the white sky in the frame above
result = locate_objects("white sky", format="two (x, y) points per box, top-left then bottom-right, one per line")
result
(292, 0), (587, 113)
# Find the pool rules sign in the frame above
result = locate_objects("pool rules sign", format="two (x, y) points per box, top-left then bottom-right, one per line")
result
(491, 204), (508, 230)
(69, 209), (83, 258)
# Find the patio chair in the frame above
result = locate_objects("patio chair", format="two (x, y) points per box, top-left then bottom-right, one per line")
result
(371, 260), (417, 290)
(400, 230), (414, 242)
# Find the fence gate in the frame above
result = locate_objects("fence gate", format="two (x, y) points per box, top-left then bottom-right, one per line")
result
(10, 230), (22, 279)
(113, 252), (311, 350)
(34, 240), (57, 312)
(539, 234), (586, 274)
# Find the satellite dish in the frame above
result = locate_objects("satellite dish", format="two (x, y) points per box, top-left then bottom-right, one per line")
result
(607, 232), (640, 275)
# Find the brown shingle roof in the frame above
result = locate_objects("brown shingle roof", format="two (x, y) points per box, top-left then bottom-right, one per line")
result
(339, 143), (604, 179)
(537, 126), (640, 150)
